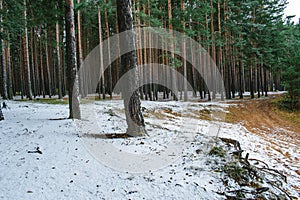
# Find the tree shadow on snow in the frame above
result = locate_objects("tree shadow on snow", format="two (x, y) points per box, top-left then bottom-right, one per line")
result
(81, 133), (133, 139)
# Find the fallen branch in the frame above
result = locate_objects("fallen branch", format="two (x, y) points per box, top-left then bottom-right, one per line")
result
(268, 181), (292, 200)
(27, 147), (43, 154)
(248, 158), (269, 168)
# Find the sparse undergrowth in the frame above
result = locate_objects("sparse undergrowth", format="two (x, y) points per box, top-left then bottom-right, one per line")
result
(206, 138), (293, 200)
(272, 94), (300, 112)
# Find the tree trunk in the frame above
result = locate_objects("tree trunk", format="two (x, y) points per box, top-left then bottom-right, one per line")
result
(250, 65), (255, 99)
(0, 106), (3, 120)
(65, 0), (81, 119)
(39, 30), (46, 98)
(114, 11), (120, 94)
(210, 0), (216, 99)
(98, 5), (105, 99)
(135, 0), (144, 99)
(264, 67), (268, 97)
(168, 0), (178, 101)
(147, 0), (153, 101)
(181, 0), (188, 101)
(30, 28), (36, 98)
(219, 1), (225, 100)
(34, 28), (40, 97)
(117, 0), (146, 137)
(6, 39), (13, 99)
(0, 0), (7, 99)
(142, 3), (148, 100)
(104, 0), (112, 99)
(77, 0), (83, 70)
(238, 61), (243, 99)
(56, 13), (62, 99)
(77, 0), (84, 98)
(45, 31), (52, 98)
(23, 0), (33, 100)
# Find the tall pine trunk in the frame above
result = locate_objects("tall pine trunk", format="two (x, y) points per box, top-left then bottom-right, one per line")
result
(210, 0), (216, 99)
(65, 0), (81, 119)
(33, 28), (40, 97)
(117, 0), (146, 137)
(168, 0), (178, 100)
(39, 30), (46, 98)
(181, 0), (188, 101)
(23, 0), (33, 100)
(98, 5), (105, 99)
(104, 0), (112, 99)
(6, 39), (13, 99)
(0, 0), (7, 99)
(45, 31), (52, 98)
(56, 12), (62, 99)
(30, 28), (36, 98)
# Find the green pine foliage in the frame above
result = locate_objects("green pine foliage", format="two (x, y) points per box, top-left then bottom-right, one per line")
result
(0, 0), (299, 106)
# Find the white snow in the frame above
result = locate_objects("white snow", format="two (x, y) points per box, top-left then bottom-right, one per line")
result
(0, 99), (299, 199)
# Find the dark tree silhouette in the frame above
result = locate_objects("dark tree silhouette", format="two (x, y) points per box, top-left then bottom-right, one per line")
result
(0, 106), (4, 121)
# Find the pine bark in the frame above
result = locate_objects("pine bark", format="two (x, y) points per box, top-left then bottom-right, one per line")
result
(39, 30), (45, 98)
(23, 0), (33, 100)
(56, 14), (62, 99)
(104, 0), (112, 99)
(117, 0), (146, 137)
(45, 31), (52, 98)
(33, 28), (40, 96)
(181, 0), (187, 101)
(210, 0), (216, 99)
(0, 0), (7, 99)
(6, 40), (13, 99)
(30, 28), (36, 98)
(98, 6), (105, 99)
(65, 0), (81, 119)
(168, 0), (178, 100)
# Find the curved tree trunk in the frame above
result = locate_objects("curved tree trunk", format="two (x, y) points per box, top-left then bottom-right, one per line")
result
(117, 0), (146, 137)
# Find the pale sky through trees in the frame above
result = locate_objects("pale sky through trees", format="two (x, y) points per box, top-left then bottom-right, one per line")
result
(285, 0), (300, 23)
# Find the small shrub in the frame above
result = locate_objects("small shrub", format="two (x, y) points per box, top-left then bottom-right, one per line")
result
(222, 161), (248, 184)
(209, 146), (226, 157)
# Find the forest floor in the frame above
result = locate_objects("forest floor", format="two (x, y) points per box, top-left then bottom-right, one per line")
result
(0, 92), (299, 199)
(226, 94), (300, 182)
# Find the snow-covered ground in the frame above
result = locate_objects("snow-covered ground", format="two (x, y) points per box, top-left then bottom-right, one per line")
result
(0, 99), (299, 199)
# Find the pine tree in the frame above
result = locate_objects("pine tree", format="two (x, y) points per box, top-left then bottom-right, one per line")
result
(65, 0), (81, 119)
(117, 0), (146, 136)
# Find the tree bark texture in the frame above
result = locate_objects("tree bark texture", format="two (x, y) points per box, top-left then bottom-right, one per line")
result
(65, 0), (81, 119)
(23, 0), (33, 100)
(117, 0), (146, 137)
(0, 0), (7, 99)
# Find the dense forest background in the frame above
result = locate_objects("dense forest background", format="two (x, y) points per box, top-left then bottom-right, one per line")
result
(0, 0), (299, 108)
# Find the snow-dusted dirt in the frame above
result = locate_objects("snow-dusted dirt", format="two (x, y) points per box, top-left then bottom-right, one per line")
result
(0, 98), (299, 199)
